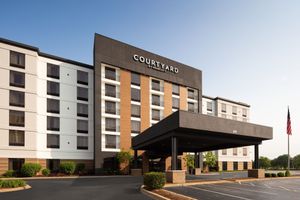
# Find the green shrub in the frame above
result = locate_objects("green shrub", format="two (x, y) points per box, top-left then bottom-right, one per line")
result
(3, 170), (16, 177)
(265, 173), (271, 177)
(42, 168), (51, 176)
(21, 163), (42, 177)
(271, 173), (277, 177)
(76, 163), (86, 173)
(143, 172), (166, 190)
(277, 172), (285, 177)
(285, 170), (291, 177)
(0, 179), (26, 188)
(95, 168), (120, 175)
(59, 162), (76, 175)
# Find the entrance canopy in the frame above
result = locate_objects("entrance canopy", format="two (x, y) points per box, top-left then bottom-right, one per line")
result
(132, 111), (273, 154)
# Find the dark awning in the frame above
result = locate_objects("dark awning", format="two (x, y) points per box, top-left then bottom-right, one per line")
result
(132, 111), (272, 154)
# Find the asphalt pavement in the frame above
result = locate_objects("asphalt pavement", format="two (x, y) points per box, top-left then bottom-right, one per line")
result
(167, 177), (300, 200)
(0, 176), (151, 200)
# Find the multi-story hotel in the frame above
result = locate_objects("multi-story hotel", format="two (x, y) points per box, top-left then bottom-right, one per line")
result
(0, 34), (272, 174)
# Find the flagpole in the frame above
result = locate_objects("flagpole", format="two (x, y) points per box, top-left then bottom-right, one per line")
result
(288, 134), (290, 170)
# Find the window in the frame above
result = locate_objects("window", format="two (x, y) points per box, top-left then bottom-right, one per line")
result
(172, 84), (179, 95)
(9, 110), (24, 127)
(47, 159), (60, 172)
(105, 118), (116, 131)
(47, 134), (60, 148)
(242, 108), (247, 117)
(243, 148), (247, 156)
(77, 103), (88, 117)
(131, 88), (140, 102)
(47, 81), (59, 96)
(77, 136), (88, 150)
(207, 102), (212, 111)
(105, 84), (116, 97)
(172, 97), (179, 109)
(222, 149), (227, 155)
(152, 94), (160, 106)
(47, 63), (59, 79)
(131, 73), (140, 86)
(10, 70), (25, 88)
(131, 120), (140, 133)
(151, 79), (161, 91)
(105, 101), (116, 114)
(105, 67), (116, 80)
(47, 116), (60, 131)
(188, 102), (196, 113)
(77, 70), (88, 85)
(9, 90), (24, 107)
(10, 51), (25, 68)
(152, 109), (160, 121)
(233, 162), (238, 170)
(9, 159), (24, 171)
(232, 106), (237, 115)
(233, 148), (238, 156)
(77, 87), (88, 101)
(77, 120), (88, 133)
(221, 103), (226, 113)
(243, 162), (248, 170)
(9, 130), (25, 146)
(105, 135), (119, 149)
(188, 89), (197, 99)
(222, 162), (227, 171)
(131, 104), (140, 117)
(47, 99), (60, 114)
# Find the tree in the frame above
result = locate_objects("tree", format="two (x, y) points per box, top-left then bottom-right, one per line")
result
(271, 154), (288, 169)
(184, 154), (195, 174)
(259, 156), (271, 169)
(293, 154), (300, 169)
(116, 149), (133, 175)
(204, 152), (217, 168)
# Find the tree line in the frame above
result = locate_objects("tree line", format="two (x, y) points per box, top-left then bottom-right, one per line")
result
(259, 154), (300, 169)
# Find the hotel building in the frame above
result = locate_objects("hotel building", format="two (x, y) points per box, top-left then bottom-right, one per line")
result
(0, 34), (271, 174)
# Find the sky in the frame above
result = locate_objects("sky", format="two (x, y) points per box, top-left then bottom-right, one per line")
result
(1, 0), (300, 159)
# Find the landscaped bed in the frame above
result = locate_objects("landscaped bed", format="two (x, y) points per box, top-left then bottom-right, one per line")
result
(0, 179), (31, 193)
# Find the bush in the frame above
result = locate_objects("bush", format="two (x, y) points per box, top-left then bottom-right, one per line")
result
(0, 179), (26, 188)
(59, 162), (76, 175)
(21, 163), (42, 177)
(3, 170), (16, 178)
(285, 170), (291, 177)
(265, 173), (271, 177)
(95, 168), (120, 175)
(143, 172), (166, 190)
(42, 168), (50, 176)
(277, 172), (285, 177)
(271, 173), (277, 177)
(76, 163), (86, 174)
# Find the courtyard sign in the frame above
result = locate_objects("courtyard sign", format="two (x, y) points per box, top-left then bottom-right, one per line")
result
(133, 54), (179, 74)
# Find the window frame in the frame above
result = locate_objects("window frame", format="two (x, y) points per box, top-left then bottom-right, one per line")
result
(77, 70), (89, 85)
(10, 70), (25, 88)
(105, 67), (116, 80)
(47, 63), (60, 79)
(47, 134), (60, 149)
(47, 81), (60, 97)
(10, 51), (25, 69)
(77, 136), (88, 150)
(77, 103), (88, 117)
(47, 116), (60, 131)
(47, 99), (60, 114)
(9, 90), (25, 107)
(9, 110), (25, 127)
(77, 86), (88, 101)
(9, 130), (25, 146)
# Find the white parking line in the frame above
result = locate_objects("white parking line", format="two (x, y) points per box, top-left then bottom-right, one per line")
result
(210, 184), (277, 195)
(279, 186), (291, 191)
(188, 186), (254, 200)
(263, 184), (272, 189)
(249, 183), (255, 187)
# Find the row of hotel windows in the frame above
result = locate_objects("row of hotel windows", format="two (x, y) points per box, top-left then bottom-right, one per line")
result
(206, 102), (247, 117)
(104, 66), (198, 100)
(221, 148), (248, 156)
(8, 130), (88, 150)
(222, 161), (249, 171)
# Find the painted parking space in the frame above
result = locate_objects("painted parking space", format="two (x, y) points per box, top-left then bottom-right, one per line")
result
(167, 178), (300, 200)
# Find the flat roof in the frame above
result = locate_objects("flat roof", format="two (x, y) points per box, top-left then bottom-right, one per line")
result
(0, 37), (93, 69)
(132, 111), (272, 154)
(203, 95), (250, 107)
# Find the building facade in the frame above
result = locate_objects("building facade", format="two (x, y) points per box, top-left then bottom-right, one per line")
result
(202, 96), (253, 171)
(0, 34), (257, 174)
(0, 39), (94, 174)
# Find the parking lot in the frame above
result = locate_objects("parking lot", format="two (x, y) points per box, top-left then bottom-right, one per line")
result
(167, 178), (300, 200)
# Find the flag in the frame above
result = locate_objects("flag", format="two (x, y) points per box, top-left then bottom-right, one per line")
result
(287, 108), (292, 135)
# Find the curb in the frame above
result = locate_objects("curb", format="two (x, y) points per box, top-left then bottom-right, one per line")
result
(0, 184), (31, 193)
(140, 185), (196, 200)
